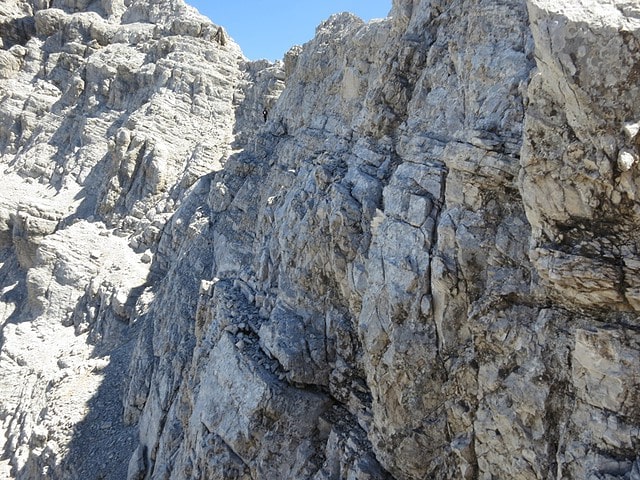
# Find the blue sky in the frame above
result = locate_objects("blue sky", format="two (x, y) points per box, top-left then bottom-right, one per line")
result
(185, 1), (392, 61)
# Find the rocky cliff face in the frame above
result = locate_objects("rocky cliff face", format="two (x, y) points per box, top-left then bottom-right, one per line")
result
(1, 0), (639, 479)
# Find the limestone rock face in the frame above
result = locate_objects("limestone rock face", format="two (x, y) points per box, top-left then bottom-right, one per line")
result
(1, 0), (640, 479)
(0, 0), (242, 478)
(518, 2), (640, 478)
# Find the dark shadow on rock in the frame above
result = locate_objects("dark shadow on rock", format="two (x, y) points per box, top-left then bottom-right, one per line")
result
(55, 334), (139, 480)
(0, 247), (28, 351)
(0, 16), (36, 50)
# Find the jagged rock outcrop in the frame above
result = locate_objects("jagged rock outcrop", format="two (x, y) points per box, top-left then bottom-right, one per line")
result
(1, 0), (640, 479)
(0, 0), (243, 478)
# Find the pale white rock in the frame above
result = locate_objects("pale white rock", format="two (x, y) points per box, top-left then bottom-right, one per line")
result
(0, 0), (243, 477)
(624, 121), (640, 140)
(618, 148), (637, 172)
(1, 0), (640, 479)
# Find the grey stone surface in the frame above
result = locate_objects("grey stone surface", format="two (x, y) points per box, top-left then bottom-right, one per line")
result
(0, 0), (639, 479)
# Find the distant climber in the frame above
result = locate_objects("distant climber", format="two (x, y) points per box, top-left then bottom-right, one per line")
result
(214, 26), (226, 46)
(263, 108), (268, 122)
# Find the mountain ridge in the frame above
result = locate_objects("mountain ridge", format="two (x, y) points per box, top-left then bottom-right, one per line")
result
(1, 0), (640, 479)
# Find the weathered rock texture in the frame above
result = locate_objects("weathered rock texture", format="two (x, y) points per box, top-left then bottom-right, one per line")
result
(1, 0), (640, 479)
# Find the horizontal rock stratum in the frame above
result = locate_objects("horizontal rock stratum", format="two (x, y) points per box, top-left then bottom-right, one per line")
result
(1, 0), (640, 479)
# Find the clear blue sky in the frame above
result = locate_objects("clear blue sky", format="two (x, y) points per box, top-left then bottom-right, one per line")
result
(185, 1), (392, 61)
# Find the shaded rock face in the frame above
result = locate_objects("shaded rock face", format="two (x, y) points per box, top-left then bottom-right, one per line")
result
(1, 0), (640, 479)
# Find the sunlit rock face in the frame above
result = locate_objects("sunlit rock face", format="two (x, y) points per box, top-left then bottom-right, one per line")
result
(1, 0), (640, 479)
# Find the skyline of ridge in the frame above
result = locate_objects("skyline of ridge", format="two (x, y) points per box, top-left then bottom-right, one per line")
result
(185, 0), (391, 61)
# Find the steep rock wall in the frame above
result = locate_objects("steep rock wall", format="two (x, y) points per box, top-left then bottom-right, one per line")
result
(0, 0), (244, 478)
(0, 0), (640, 479)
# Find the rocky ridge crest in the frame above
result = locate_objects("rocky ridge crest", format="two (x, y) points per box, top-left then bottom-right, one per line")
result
(1, 0), (640, 479)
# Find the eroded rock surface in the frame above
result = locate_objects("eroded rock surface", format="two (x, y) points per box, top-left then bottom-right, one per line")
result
(1, 0), (640, 479)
